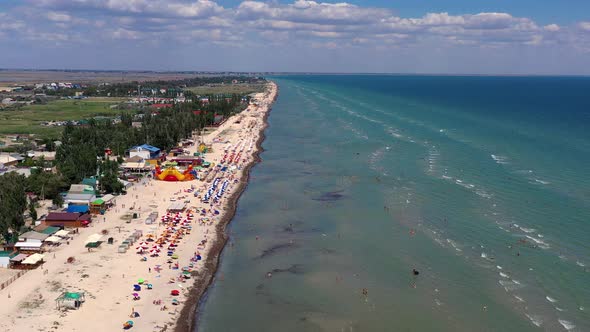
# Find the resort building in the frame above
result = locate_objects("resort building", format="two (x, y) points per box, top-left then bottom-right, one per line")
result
(129, 144), (161, 160)
(44, 212), (92, 228)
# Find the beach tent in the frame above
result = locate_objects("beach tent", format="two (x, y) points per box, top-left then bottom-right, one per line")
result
(55, 291), (85, 310)
(84, 234), (103, 248)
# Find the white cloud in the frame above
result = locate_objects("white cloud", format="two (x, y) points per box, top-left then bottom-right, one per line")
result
(46, 11), (71, 22)
(0, 0), (585, 52)
(544, 24), (560, 32)
(36, 0), (224, 19)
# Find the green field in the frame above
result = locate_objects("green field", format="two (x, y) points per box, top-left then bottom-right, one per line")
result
(0, 98), (127, 138)
(186, 83), (267, 95)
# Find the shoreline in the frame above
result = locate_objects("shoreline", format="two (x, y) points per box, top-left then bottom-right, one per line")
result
(175, 84), (278, 332)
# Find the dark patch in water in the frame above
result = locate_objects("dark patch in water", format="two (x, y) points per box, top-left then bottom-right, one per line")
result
(312, 190), (346, 202)
(270, 264), (305, 275)
(319, 248), (337, 255)
(257, 242), (299, 259)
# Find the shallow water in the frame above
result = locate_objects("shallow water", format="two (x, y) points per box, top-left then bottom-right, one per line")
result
(197, 76), (590, 331)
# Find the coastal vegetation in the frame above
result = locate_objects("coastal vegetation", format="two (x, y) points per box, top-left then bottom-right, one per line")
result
(0, 172), (28, 242)
(0, 98), (126, 137)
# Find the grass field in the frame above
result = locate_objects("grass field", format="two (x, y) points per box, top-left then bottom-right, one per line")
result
(186, 83), (267, 95)
(0, 97), (128, 138)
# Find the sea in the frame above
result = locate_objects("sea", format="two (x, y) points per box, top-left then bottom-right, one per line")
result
(196, 75), (590, 331)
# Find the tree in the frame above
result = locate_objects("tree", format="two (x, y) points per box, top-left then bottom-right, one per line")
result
(29, 200), (38, 221)
(0, 172), (27, 243)
(52, 194), (64, 208)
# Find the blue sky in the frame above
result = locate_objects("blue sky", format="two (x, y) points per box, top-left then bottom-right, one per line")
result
(0, 0), (589, 74)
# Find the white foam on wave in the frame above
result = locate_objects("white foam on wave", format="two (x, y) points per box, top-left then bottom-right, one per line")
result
(533, 178), (550, 185)
(475, 189), (492, 198)
(491, 154), (510, 165)
(526, 235), (550, 249)
(558, 319), (576, 330)
(525, 313), (543, 327)
(546, 296), (558, 303)
(496, 265), (503, 270)
(499, 279), (523, 291)
(446, 238), (462, 252)
(519, 226), (536, 233)
(576, 261), (585, 267)
(514, 295), (525, 303)
(499, 272), (509, 278)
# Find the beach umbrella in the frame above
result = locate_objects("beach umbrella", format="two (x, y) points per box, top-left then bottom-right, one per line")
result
(138, 278), (144, 284)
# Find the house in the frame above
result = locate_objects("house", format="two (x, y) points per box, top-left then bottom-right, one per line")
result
(15, 231), (49, 252)
(64, 193), (96, 206)
(0, 251), (17, 268)
(81, 177), (97, 189)
(0, 153), (19, 167)
(9, 153), (25, 163)
(44, 212), (92, 228)
(129, 144), (161, 160)
(68, 184), (95, 194)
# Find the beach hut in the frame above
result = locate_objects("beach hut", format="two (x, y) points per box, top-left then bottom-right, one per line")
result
(21, 253), (45, 269)
(90, 199), (105, 214)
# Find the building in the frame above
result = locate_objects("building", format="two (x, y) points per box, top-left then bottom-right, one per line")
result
(0, 251), (17, 268)
(15, 231), (49, 252)
(0, 153), (19, 167)
(64, 193), (96, 206)
(44, 212), (92, 228)
(129, 144), (161, 160)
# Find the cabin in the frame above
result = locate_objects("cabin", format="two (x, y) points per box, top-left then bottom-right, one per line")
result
(44, 212), (92, 228)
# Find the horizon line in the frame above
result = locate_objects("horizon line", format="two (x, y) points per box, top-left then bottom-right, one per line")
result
(1, 68), (589, 78)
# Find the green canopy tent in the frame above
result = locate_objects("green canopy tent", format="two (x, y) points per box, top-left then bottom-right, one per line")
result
(55, 292), (86, 310)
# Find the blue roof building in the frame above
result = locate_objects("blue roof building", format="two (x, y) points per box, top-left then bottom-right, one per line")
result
(129, 144), (161, 159)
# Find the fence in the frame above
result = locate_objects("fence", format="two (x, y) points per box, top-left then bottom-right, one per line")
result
(0, 270), (28, 290)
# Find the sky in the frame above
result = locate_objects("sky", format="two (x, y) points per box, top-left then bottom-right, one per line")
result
(0, 0), (589, 75)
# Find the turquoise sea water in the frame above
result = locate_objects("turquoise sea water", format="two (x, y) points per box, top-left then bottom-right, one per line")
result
(197, 76), (590, 331)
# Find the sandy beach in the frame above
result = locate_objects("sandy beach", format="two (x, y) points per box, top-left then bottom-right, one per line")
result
(0, 81), (277, 332)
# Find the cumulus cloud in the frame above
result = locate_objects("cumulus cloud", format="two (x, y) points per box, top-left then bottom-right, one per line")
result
(0, 0), (585, 52)
(236, 0), (390, 24)
(36, 0), (224, 19)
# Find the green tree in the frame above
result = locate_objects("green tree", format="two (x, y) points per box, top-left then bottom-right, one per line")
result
(0, 172), (27, 242)
(52, 194), (64, 208)
(29, 200), (38, 221)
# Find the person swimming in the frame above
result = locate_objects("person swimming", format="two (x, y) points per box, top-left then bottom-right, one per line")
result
(412, 269), (420, 276)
